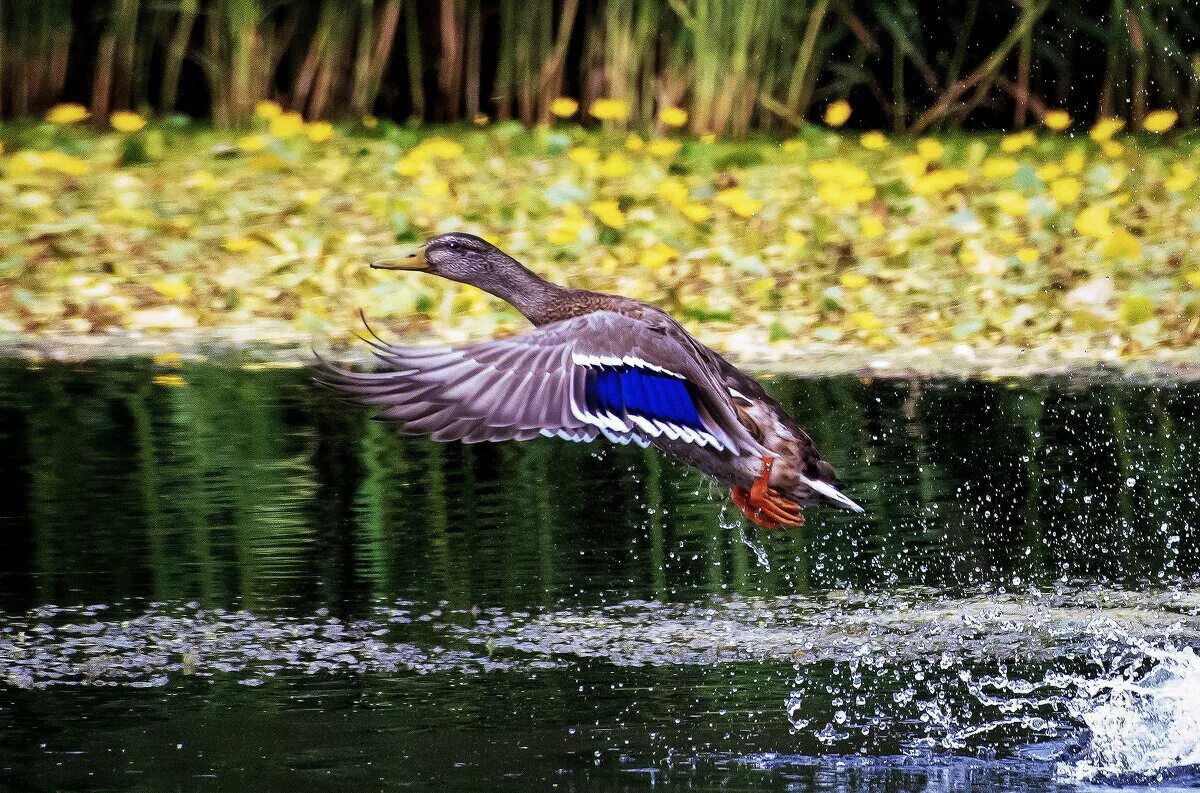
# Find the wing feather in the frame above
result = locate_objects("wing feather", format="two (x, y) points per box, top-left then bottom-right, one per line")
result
(318, 311), (765, 453)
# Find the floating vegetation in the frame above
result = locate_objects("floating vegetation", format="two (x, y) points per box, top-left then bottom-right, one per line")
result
(2, 589), (1200, 783)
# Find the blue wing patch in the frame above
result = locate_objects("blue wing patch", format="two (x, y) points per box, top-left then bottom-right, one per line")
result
(584, 364), (705, 433)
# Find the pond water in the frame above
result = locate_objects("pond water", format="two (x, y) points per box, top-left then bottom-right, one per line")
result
(1, 359), (1199, 791)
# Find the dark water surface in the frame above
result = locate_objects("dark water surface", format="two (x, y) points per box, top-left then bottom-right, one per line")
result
(1, 359), (1199, 791)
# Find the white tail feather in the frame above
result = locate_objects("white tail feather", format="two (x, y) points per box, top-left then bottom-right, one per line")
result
(799, 474), (865, 513)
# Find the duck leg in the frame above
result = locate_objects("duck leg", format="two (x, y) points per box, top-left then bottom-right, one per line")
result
(730, 455), (804, 530)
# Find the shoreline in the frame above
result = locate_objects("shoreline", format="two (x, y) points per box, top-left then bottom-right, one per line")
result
(7, 329), (1200, 381)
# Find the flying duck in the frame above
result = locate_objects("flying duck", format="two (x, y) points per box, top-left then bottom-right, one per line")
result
(318, 232), (863, 529)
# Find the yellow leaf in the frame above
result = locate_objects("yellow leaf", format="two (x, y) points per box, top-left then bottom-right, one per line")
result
(859, 217), (885, 239)
(1119, 295), (1154, 324)
(255, 100), (283, 119)
(110, 111), (146, 133)
(1050, 177), (1082, 204)
(824, 99), (851, 127)
(658, 107), (688, 127)
(589, 98), (631, 121)
(859, 131), (889, 150)
(152, 278), (192, 300)
(647, 138), (681, 157)
(1042, 110), (1071, 131)
(46, 103), (89, 124)
(1074, 205), (1111, 238)
(1090, 117), (1125, 142)
(1143, 109), (1178, 133)
(550, 98), (578, 118)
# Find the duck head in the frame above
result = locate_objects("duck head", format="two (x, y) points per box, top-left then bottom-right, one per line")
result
(372, 232), (513, 287)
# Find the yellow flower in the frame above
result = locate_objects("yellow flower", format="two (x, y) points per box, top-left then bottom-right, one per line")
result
(547, 203), (585, 245)
(1090, 117), (1125, 142)
(41, 151), (91, 176)
(840, 272), (869, 288)
(1101, 228), (1142, 260)
(640, 242), (679, 268)
(824, 99), (851, 127)
(912, 168), (968, 195)
(238, 134), (268, 152)
(715, 187), (763, 218)
(151, 277), (192, 300)
(849, 311), (883, 331)
(1036, 163), (1063, 182)
(1016, 247), (1039, 264)
(625, 134), (645, 152)
(223, 236), (258, 253)
(269, 111), (305, 138)
(110, 111), (146, 133)
(785, 230), (807, 248)
(255, 100), (283, 119)
(598, 152), (631, 178)
(1143, 109), (1178, 133)
(782, 138), (806, 153)
(1185, 271), (1200, 287)
(418, 137), (464, 159)
(1050, 177), (1082, 204)
(1042, 110), (1071, 131)
(982, 157), (1019, 179)
(394, 156), (421, 176)
(306, 121), (334, 143)
(567, 146), (599, 165)
(1074, 205), (1111, 238)
(646, 138), (681, 157)
(296, 188), (325, 206)
(1000, 130), (1036, 153)
(362, 115), (378, 129)
(680, 202), (711, 223)
(550, 97), (579, 118)
(589, 98), (631, 121)
(657, 178), (688, 206)
(185, 170), (217, 190)
(46, 103), (89, 124)
(859, 217), (885, 239)
(658, 107), (688, 127)
(994, 191), (1028, 216)
(859, 130), (889, 150)
(419, 177), (450, 198)
(589, 200), (626, 228)
(1063, 150), (1086, 173)
(152, 374), (188, 388)
(1166, 163), (1197, 192)
(916, 138), (944, 160)
(1101, 140), (1125, 158)
(699, 133), (716, 144)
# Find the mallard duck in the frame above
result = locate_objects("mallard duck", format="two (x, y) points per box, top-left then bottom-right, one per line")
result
(318, 232), (863, 528)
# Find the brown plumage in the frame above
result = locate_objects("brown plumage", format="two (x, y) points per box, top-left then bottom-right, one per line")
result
(317, 232), (864, 528)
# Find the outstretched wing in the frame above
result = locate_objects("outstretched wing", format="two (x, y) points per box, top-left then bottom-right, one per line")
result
(317, 311), (764, 454)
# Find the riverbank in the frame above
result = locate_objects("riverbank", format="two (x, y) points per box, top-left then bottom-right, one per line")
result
(5, 118), (1199, 375)
(9, 327), (1200, 381)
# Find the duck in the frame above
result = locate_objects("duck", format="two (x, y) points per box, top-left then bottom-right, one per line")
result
(317, 232), (863, 529)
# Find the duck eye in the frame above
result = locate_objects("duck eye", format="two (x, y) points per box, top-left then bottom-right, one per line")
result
(446, 240), (460, 251)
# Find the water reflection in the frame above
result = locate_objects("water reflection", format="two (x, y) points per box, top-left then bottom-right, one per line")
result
(1, 361), (1197, 615)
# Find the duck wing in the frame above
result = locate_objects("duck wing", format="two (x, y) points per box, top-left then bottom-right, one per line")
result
(317, 310), (766, 453)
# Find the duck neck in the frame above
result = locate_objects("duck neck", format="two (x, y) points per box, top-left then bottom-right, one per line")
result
(475, 259), (570, 326)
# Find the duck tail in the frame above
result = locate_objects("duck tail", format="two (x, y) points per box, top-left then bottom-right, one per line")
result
(798, 473), (865, 514)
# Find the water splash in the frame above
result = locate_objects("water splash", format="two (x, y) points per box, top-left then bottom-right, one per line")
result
(1061, 643), (1200, 782)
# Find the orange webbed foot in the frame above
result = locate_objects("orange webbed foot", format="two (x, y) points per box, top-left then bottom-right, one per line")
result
(730, 455), (804, 530)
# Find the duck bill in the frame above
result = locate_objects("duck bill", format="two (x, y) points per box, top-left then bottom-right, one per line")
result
(371, 246), (428, 271)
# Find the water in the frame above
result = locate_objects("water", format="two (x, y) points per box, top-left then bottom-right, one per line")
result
(1, 359), (1198, 791)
